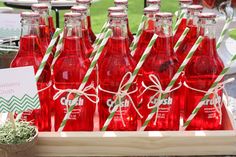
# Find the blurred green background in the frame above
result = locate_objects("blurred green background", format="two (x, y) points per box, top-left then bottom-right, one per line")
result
(0, 0), (179, 33)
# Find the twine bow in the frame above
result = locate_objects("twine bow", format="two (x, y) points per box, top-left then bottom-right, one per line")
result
(140, 74), (182, 125)
(53, 83), (99, 113)
(184, 78), (235, 125)
(98, 72), (143, 127)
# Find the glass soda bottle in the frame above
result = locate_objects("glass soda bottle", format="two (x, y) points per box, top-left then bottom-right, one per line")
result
(114, 0), (134, 45)
(146, 0), (161, 8)
(133, 7), (159, 62)
(139, 12), (180, 131)
(76, 0), (96, 44)
(32, 4), (53, 64)
(173, 0), (192, 45)
(98, 13), (138, 131)
(38, 0), (55, 39)
(175, 5), (203, 63)
(71, 6), (94, 58)
(184, 13), (224, 130)
(53, 13), (96, 131)
(11, 12), (52, 131)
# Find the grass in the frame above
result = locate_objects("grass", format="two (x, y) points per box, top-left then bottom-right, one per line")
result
(0, 0), (179, 33)
(229, 29), (236, 40)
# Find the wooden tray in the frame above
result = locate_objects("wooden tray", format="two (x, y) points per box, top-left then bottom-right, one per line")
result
(33, 105), (236, 157)
(0, 104), (235, 157)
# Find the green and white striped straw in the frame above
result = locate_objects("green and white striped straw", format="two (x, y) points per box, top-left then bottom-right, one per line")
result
(58, 29), (112, 132)
(216, 18), (233, 49)
(90, 22), (109, 59)
(35, 28), (63, 81)
(139, 36), (203, 131)
(174, 27), (190, 52)
(51, 31), (64, 71)
(183, 54), (236, 130)
(16, 28), (62, 121)
(101, 34), (158, 131)
(173, 10), (185, 35)
(92, 21), (109, 48)
(130, 15), (147, 56)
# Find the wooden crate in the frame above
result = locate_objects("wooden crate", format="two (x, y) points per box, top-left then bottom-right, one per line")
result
(0, 105), (235, 157)
(34, 105), (236, 157)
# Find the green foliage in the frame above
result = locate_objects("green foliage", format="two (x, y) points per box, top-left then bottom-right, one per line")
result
(0, 121), (36, 144)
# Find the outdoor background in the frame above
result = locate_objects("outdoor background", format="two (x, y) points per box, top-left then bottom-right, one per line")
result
(0, 0), (179, 33)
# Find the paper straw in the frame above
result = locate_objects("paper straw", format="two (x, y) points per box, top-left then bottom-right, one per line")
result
(173, 11), (185, 35)
(216, 18), (233, 49)
(16, 29), (62, 121)
(51, 31), (64, 71)
(140, 36), (203, 131)
(101, 34), (158, 131)
(35, 28), (62, 82)
(174, 27), (190, 52)
(183, 54), (236, 130)
(58, 30), (112, 132)
(130, 15), (147, 56)
(90, 22), (109, 59)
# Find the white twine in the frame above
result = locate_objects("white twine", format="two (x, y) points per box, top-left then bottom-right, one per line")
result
(98, 72), (143, 127)
(140, 74), (182, 125)
(53, 84), (99, 113)
(183, 78), (235, 125)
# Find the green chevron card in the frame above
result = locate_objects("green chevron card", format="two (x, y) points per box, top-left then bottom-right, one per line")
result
(0, 66), (40, 113)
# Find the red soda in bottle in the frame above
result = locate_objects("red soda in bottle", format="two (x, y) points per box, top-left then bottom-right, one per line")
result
(71, 6), (94, 58)
(133, 7), (159, 62)
(140, 13), (180, 131)
(11, 12), (52, 131)
(173, 0), (192, 45)
(98, 13), (138, 131)
(76, 0), (96, 44)
(32, 4), (53, 64)
(146, 0), (161, 8)
(175, 5), (203, 63)
(53, 13), (96, 131)
(184, 13), (224, 130)
(38, 0), (55, 38)
(114, 0), (134, 45)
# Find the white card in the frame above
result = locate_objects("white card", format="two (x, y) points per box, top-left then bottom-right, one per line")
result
(0, 66), (40, 113)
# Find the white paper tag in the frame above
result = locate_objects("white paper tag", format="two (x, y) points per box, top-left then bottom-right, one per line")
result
(0, 66), (40, 113)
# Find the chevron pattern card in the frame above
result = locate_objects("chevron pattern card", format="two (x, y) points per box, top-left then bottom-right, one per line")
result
(0, 66), (40, 113)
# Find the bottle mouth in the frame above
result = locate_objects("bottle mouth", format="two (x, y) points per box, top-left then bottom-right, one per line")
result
(71, 5), (87, 13)
(38, 0), (51, 3)
(108, 7), (125, 13)
(187, 5), (203, 11)
(76, 0), (91, 4)
(21, 12), (40, 18)
(179, 0), (192, 4)
(146, 0), (161, 5)
(109, 12), (127, 19)
(32, 4), (48, 11)
(198, 12), (216, 19)
(114, 0), (128, 5)
(144, 6), (159, 14)
(64, 12), (82, 18)
(155, 12), (173, 18)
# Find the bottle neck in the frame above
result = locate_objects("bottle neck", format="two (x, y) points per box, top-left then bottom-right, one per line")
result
(198, 18), (217, 56)
(144, 13), (156, 31)
(110, 18), (128, 39)
(35, 10), (49, 26)
(63, 18), (85, 57)
(155, 17), (174, 55)
(79, 3), (90, 16)
(187, 10), (201, 26)
(21, 17), (40, 37)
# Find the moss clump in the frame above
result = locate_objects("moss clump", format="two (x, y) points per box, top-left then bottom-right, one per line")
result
(0, 121), (36, 144)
